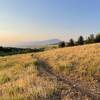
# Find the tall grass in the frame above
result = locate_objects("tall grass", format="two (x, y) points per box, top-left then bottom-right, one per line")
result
(0, 54), (58, 99)
(35, 43), (100, 90)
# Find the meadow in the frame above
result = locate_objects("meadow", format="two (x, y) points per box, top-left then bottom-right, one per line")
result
(0, 43), (100, 100)
(35, 43), (100, 94)
(0, 54), (59, 99)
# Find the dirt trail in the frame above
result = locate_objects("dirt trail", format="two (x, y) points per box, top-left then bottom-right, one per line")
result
(33, 55), (100, 100)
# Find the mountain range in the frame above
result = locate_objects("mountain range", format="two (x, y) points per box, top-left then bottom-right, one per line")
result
(15, 39), (61, 48)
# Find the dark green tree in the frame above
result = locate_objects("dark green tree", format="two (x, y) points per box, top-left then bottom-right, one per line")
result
(95, 33), (100, 43)
(77, 36), (84, 45)
(0, 46), (3, 50)
(86, 34), (95, 44)
(68, 39), (75, 46)
(58, 41), (65, 48)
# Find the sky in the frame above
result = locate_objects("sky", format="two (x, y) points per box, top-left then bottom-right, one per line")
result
(0, 0), (100, 46)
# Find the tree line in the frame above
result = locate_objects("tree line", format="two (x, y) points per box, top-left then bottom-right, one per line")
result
(59, 33), (100, 48)
(0, 47), (44, 56)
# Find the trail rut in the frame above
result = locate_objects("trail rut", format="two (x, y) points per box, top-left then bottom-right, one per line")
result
(33, 55), (100, 100)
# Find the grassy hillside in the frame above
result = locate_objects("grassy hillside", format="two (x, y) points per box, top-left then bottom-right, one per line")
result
(34, 43), (100, 99)
(0, 54), (59, 99)
(0, 43), (100, 100)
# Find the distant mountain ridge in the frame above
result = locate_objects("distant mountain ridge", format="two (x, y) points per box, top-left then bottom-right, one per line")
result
(15, 39), (61, 48)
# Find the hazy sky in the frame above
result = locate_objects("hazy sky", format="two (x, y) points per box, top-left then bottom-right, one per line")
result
(0, 0), (100, 45)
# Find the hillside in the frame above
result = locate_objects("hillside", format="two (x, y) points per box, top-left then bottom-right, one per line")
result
(34, 43), (100, 99)
(0, 43), (100, 100)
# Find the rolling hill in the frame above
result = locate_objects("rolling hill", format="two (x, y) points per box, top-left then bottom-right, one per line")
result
(0, 43), (100, 100)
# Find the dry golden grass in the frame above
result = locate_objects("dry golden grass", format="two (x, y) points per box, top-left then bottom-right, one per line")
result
(0, 54), (58, 100)
(0, 43), (100, 100)
(35, 43), (100, 92)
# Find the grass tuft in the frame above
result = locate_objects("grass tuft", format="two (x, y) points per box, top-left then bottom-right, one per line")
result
(33, 59), (39, 66)
(0, 74), (10, 84)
